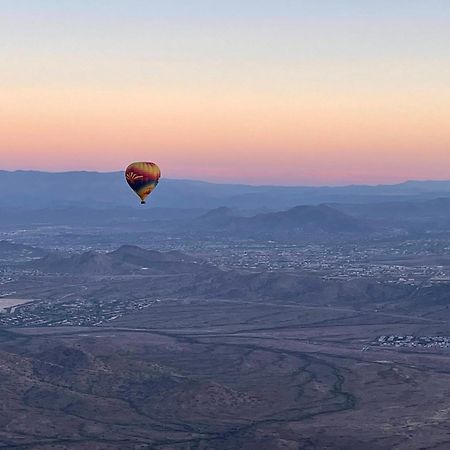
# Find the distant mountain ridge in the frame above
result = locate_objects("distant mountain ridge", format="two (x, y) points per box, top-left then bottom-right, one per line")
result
(2, 170), (450, 210)
(247, 205), (364, 233)
(196, 204), (366, 238)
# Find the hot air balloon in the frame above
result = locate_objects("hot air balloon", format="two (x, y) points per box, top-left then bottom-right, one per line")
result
(125, 162), (161, 204)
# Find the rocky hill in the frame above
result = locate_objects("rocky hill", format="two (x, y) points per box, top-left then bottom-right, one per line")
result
(195, 204), (366, 239)
(28, 245), (210, 276)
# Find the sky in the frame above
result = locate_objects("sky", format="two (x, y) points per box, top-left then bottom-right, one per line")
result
(1, 0), (450, 185)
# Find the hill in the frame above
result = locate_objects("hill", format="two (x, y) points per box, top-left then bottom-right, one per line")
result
(246, 204), (364, 233)
(195, 204), (365, 239)
(28, 245), (211, 276)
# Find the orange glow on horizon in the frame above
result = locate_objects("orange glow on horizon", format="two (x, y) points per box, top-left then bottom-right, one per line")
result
(1, 85), (449, 185)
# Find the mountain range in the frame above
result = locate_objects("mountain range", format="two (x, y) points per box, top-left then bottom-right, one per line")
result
(2, 170), (450, 210)
(195, 204), (366, 238)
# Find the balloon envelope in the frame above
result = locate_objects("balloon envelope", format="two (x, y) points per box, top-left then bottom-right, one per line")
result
(125, 162), (161, 204)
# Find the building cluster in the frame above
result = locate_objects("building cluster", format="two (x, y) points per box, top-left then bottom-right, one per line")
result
(0, 269), (17, 286)
(375, 335), (450, 349)
(0, 295), (159, 328)
(167, 240), (450, 286)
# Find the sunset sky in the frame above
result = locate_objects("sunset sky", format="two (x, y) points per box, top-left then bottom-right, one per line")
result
(1, 0), (450, 185)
